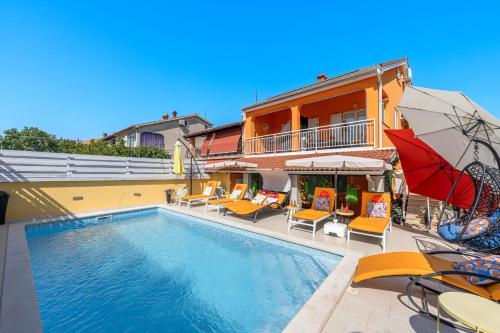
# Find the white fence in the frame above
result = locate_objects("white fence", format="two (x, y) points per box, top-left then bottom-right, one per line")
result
(0, 150), (207, 182)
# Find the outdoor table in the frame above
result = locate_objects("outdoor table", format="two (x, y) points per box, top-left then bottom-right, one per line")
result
(335, 209), (354, 224)
(437, 292), (500, 333)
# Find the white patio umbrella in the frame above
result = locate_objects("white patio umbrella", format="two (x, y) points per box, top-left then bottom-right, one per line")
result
(286, 155), (392, 219)
(397, 86), (500, 169)
(285, 155), (392, 171)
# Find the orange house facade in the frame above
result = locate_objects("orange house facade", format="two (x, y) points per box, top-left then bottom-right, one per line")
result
(242, 58), (411, 155)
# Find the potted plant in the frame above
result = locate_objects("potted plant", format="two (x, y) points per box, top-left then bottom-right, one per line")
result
(345, 185), (359, 212)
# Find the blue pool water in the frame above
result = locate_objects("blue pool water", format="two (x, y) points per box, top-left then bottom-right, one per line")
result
(26, 208), (341, 332)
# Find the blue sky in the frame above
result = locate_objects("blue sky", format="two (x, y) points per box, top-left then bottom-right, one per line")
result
(1, 1), (499, 140)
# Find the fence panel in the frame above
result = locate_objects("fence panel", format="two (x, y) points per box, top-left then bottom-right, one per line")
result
(0, 150), (207, 182)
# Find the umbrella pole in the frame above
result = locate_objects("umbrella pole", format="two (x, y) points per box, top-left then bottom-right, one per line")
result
(334, 171), (338, 222)
(190, 156), (193, 195)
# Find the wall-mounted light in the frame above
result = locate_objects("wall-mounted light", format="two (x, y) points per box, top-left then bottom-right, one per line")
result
(382, 96), (390, 107)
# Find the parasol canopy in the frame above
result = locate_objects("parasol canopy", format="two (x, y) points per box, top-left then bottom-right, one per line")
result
(397, 86), (500, 169)
(386, 129), (474, 209)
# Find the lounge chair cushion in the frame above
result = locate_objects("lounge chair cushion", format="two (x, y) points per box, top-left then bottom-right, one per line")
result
(367, 202), (387, 218)
(229, 190), (242, 200)
(264, 196), (279, 205)
(349, 216), (389, 234)
(207, 198), (233, 205)
(455, 255), (500, 285)
(226, 200), (263, 215)
(463, 217), (491, 238)
(353, 252), (496, 300)
(437, 224), (463, 241)
(183, 194), (208, 200)
(177, 187), (188, 197)
(251, 194), (267, 205)
(292, 209), (329, 221)
(314, 197), (330, 211)
(202, 186), (213, 196)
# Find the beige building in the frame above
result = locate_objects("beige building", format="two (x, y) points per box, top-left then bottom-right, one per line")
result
(103, 112), (212, 153)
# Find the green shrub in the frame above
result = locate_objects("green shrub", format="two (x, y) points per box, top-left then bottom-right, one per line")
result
(0, 127), (170, 159)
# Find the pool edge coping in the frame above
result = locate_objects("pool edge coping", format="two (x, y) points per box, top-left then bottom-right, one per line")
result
(2, 204), (362, 333)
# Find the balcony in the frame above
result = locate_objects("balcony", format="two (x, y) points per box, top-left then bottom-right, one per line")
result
(244, 119), (375, 155)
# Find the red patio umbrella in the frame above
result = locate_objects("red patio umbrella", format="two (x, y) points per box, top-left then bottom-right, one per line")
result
(385, 129), (474, 209)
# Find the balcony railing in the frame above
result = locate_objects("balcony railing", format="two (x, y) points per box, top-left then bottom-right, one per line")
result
(243, 119), (375, 155)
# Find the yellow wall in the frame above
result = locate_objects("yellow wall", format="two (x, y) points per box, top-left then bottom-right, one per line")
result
(1, 179), (209, 222)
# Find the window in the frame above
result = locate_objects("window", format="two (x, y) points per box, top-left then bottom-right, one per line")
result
(140, 132), (164, 148)
(126, 133), (136, 148)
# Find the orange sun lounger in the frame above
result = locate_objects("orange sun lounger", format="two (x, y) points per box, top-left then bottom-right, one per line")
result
(354, 251), (500, 300)
(204, 183), (248, 214)
(347, 192), (392, 251)
(224, 191), (288, 222)
(288, 187), (335, 238)
(179, 180), (219, 208)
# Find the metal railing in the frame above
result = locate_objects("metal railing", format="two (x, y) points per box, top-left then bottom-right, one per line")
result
(243, 119), (375, 155)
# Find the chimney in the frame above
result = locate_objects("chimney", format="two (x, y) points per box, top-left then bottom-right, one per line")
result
(316, 73), (328, 82)
(102, 133), (108, 138)
(172, 111), (177, 118)
(162, 113), (169, 120)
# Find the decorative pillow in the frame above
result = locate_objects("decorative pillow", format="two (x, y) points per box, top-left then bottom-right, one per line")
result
(370, 196), (384, 203)
(455, 255), (500, 285)
(314, 197), (330, 211)
(261, 190), (269, 195)
(251, 194), (267, 205)
(229, 190), (242, 200)
(234, 185), (242, 190)
(264, 196), (279, 205)
(367, 202), (387, 218)
(463, 217), (491, 238)
(202, 186), (213, 196)
(319, 191), (330, 198)
(177, 187), (188, 197)
(491, 209), (500, 220)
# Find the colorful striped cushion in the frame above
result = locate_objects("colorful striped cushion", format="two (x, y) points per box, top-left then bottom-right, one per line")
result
(314, 197), (330, 211)
(455, 255), (500, 285)
(367, 202), (387, 218)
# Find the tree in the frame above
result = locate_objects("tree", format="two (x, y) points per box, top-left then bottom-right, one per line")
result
(0, 127), (59, 152)
(0, 127), (170, 159)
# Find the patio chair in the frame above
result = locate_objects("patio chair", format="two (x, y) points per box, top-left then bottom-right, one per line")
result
(288, 187), (335, 238)
(437, 161), (500, 253)
(353, 250), (500, 328)
(347, 192), (391, 251)
(224, 191), (289, 223)
(178, 180), (219, 208)
(204, 183), (248, 214)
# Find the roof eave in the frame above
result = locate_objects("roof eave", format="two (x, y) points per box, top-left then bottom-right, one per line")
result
(242, 58), (408, 113)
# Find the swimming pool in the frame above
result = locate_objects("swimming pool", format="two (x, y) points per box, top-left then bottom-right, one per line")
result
(26, 208), (342, 332)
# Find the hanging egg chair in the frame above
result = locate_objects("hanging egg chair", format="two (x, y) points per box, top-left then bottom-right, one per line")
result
(437, 160), (500, 253)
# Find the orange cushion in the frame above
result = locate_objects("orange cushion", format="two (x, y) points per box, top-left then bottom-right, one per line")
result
(320, 191), (330, 198)
(371, 196), (385, 203)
